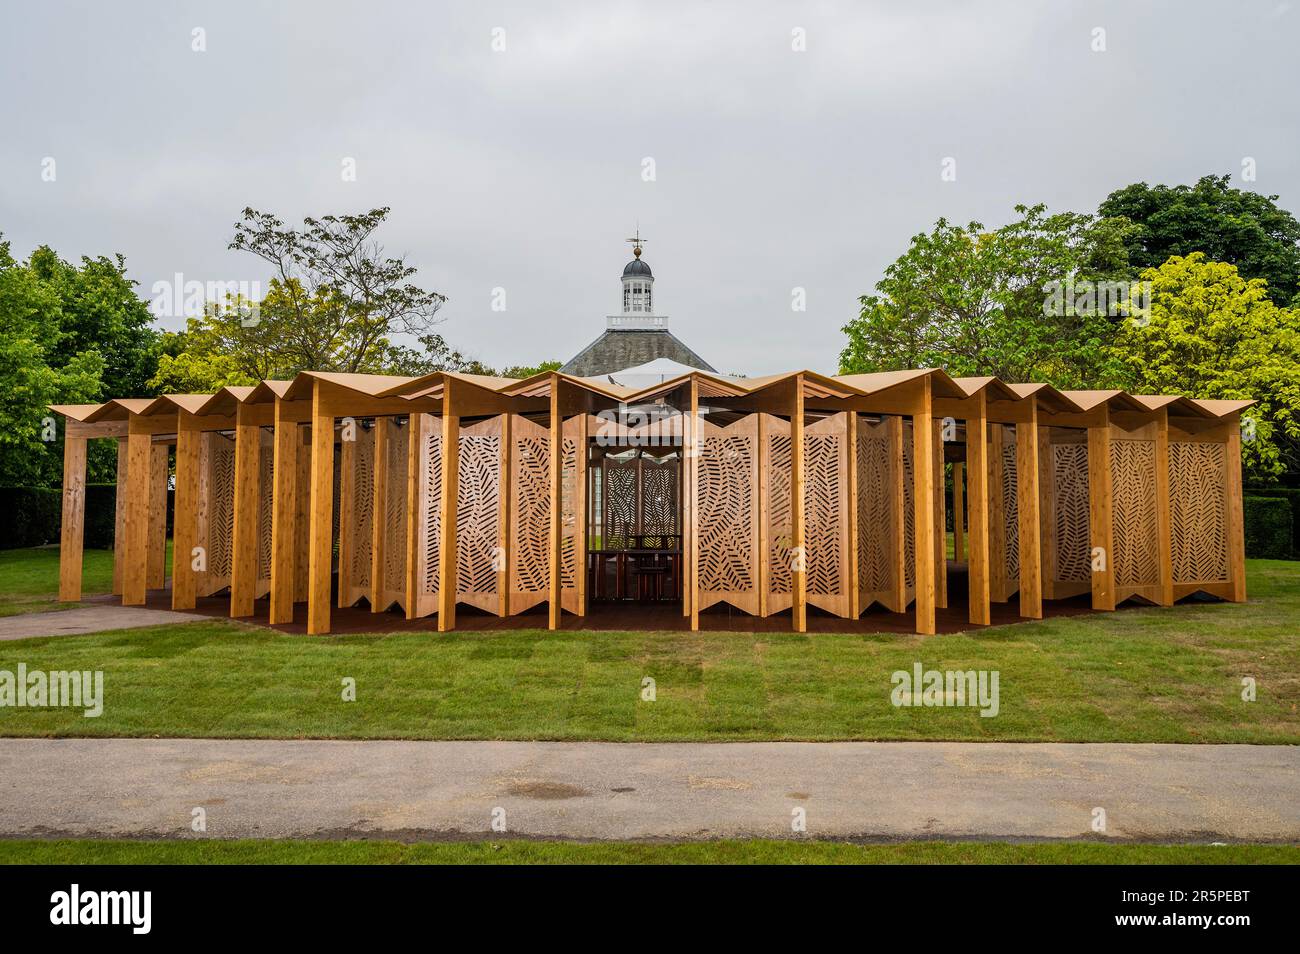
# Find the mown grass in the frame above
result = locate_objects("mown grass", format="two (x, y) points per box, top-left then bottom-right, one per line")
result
(0, 838), (1294, 865)
(0, 547), (116, 616)
(0, 558), (1295, 744)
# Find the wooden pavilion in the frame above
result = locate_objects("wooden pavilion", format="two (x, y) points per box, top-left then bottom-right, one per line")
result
(50, 368), (1251, 636)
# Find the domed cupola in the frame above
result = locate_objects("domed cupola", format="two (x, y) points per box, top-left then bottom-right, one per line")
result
(621, 233), (654, 314)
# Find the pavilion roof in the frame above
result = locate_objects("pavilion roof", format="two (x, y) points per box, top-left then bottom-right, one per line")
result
(48, 369), (1256, 423)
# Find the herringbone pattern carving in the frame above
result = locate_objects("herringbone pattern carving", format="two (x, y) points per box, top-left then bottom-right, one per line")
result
(207, 433), (236, 583)
(1169, 442), (1227, 582)
(902, 425), (915, 587)
(857, 426), (893, 593)
(561, 436), (578, 589)
(1001, 433), (1019, 579)
(350, 430), (374, 591)
(1110, 439), (1159, 585)
(641, 461), (678, 547)
(512, 435), (550, 593)
(698, 434), (755, 593)
(804, 434), (842, 596)
(421, 429), (442, 596)
(457, 435), (500, 595)
(603, 462), (638, 551)
(768, 434), (792, 595)
(256, 430), (275, 589)
(1052, 443), (1090, 583)
(384, 422), (408, 595)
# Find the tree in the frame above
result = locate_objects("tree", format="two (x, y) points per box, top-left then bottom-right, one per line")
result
(0, 236), (151, 486)
(227, 207), (448, 374)
(1100, 175), (1300, 305)
(840, 204), (1135, 388)
(1111, 253), (1300, 481)
(499, 359), (561, 379)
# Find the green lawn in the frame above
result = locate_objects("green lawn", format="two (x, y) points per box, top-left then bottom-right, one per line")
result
(1, 838), (1294, 865)
(0, 547), (116, 616)
(0, 553), (1295, 743)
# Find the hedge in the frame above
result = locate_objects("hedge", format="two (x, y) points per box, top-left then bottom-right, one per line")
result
(1244, 487), (1300, 559)
(1243, 495), (1293, 560)
(0, 484), (137, 551)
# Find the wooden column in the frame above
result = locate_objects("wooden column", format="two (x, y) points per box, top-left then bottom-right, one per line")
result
(689, 378), (702, 631)
(112, 438), (128, 595)
(146, 442), (169, 590)
(370, 416), (389, 614)
(791, 375), (807, 632)
(966, 396), (990, 625)
(912, 378), (936, 635)
(58, 433), (88, 602)
(846, 411), (861, 619)
(953, 462), (965, 562)
(1153, 409), (1174, 607)
(439, 388), (460, 632)
(307, 384), (335, 635)
(172, 412), (201, 610)
(888, 416), (907, 613)
(269, 400), (299, 624)
(121, 423), (151, 606)
(1016, 403), (1043, 619)
(1225, 417), (1247, 602)
(1087, 409), (1116, 611)
(544, 376), (565, 630)
(229, 403), (260, 619)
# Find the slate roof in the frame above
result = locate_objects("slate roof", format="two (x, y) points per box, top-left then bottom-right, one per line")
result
(559, 329), (717, 377)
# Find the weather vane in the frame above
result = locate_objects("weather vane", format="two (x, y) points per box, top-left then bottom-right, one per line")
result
(626, 229), (648, 258)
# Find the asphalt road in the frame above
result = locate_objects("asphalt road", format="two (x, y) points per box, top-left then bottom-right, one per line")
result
(0, 738), (1294, 841)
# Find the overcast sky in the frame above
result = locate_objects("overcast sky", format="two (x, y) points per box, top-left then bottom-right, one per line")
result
(2, 1), (1296, 377)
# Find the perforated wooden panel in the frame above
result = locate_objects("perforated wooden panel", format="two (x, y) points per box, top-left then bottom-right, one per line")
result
(765, 416), (793, 613)
(1110, 437), (1159, 587)
(856, 417), (895, 609)
(381, 418), (409, 609)
(1001, 430), (1020, 582)
(901, 421), (915, 593)
(1051, 442), (1090, 584)
(508, 415), (550, 613)
(1169, 441), (1228, 583)
(804, 413), (850, 617)
(409, 416), (442, 617)
(456, 417), (502, 613)
(201, 431), (235, 596)
(338, 425), (374, 608)
(640, 460), (679, 548)
(695, 416), (759, 614)
(255, 428), (275, 599)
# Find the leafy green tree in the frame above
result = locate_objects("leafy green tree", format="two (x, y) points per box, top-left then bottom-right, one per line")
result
(840, 204), (1135, 388)
(1100, 175), (1300, 305)
(500, 359), (561, 379)
(228, 207), (448, 374)
(1112, 253), (1300, 481)
(0, 236), (139, 486)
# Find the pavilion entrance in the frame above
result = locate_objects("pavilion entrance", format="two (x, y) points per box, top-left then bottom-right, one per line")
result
(587, 443), (683, 604)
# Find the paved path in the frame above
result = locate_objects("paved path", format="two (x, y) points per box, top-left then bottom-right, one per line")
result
(0, 606), (203, 641)
(0, 739), (1295, 841)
